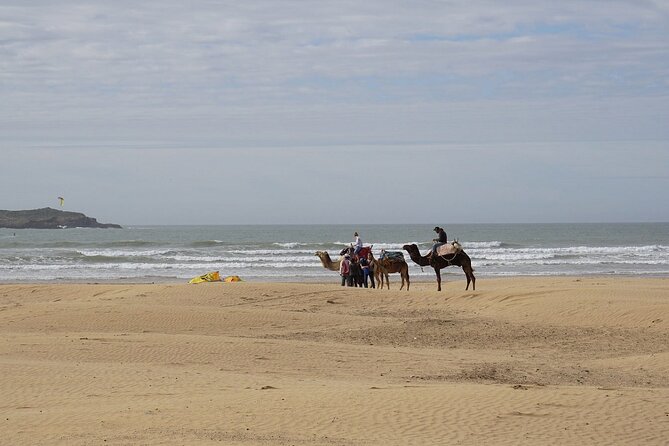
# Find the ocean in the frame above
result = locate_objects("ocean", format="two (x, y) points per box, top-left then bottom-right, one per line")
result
(1, 223), (668, 283)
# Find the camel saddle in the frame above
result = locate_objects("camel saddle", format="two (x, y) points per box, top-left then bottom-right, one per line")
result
(435, 242), (462, 257)
(380, 250), (405, 261)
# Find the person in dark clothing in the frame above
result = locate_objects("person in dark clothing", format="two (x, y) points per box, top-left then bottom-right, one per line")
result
(349, 258), (363, 287)
(431, 226), (448, 255)
(360, 254), (375, 288)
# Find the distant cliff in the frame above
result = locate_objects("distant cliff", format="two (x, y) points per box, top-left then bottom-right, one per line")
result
(0, 208), (122, 229)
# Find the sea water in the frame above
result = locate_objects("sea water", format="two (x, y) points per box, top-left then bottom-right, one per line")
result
(0, 223), (667, 283)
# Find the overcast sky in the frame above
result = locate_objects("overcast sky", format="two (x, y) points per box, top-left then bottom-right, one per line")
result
(1, 0), (668, 224)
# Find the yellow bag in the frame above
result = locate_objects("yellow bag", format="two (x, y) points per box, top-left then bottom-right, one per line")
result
(223, 275), (242, 282)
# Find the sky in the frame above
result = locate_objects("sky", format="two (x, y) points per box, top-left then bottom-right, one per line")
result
(1, 0), (668, 225)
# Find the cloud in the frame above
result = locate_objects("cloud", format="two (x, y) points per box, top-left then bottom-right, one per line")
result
(2, 1), (667, 118)
(1, 1), (667, 223)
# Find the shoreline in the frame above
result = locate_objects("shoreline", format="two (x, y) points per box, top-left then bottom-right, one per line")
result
(2, 276), (668, 445)
(1, 271), (669, 285)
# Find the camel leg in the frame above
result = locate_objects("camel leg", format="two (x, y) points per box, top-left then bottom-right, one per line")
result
(464, 267), (471, 290)
(375, 266), (389, 290)
(405, 268), (410, 291)
(463, 263), (475, 290)
(462, 254), (475, 291)
(434, 267), (442, 291)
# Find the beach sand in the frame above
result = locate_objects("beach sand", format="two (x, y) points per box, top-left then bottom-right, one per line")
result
(1, 277), (668, 445)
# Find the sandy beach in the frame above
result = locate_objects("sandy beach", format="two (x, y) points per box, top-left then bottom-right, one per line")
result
(1, 277), (668, 445)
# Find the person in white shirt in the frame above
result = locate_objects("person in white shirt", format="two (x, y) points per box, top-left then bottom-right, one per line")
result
(352, 231), (363, 256)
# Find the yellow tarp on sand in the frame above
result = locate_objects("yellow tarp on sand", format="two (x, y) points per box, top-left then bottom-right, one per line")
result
(188, 271), (221, 284)
(188, 272), (242, 284)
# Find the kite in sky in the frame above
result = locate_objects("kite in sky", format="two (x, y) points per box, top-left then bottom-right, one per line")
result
(58, 197), (64, 207)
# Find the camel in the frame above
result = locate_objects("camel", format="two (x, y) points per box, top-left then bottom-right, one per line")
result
(402, 243), (475, 291)
(369, 252), (410, 291)
(314, 251), (341, 271)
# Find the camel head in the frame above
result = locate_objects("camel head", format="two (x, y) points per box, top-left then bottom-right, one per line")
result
(315, 250), (341, 271)
(403, 244), (428, 255)
(314, 251), (329, 261)
(403, 244), (431, 266)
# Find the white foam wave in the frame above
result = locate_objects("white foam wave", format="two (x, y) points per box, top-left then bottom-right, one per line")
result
(78, 249), (174, 257)
(273, 242), (303, 248)
(463, 241), (504, 248)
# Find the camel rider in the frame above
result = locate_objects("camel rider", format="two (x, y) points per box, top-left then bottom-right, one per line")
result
(431, 226), (448, 255)
(352, 231), (363, 256)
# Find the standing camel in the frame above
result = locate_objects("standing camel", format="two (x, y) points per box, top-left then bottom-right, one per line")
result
(369, 252), (410, 291)
(402, 243), (475, 291)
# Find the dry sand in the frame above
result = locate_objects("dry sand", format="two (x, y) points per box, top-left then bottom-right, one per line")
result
(1, 277), (668, 445)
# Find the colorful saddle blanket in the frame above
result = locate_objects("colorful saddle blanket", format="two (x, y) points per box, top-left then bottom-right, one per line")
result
(380, 250), (405, 261)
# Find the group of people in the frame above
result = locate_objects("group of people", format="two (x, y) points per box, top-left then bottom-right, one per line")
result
(339, 232), (375, 288)
(338, 227), (448, 287)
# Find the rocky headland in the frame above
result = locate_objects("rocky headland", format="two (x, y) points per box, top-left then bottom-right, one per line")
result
(0, 208), (122, 229)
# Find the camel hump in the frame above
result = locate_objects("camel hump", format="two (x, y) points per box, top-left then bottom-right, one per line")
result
(435, 242), (461, 257)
